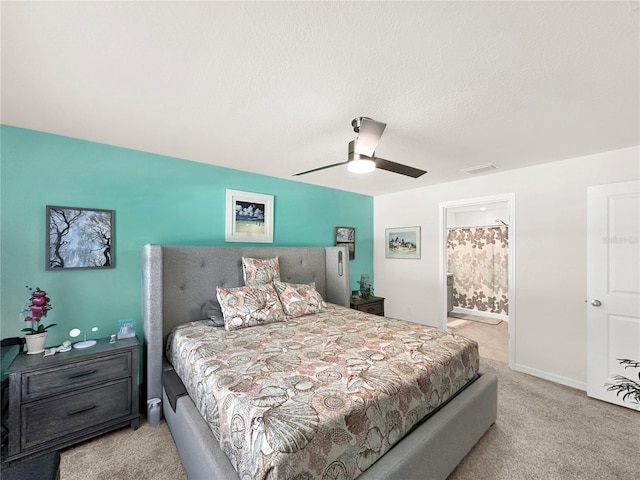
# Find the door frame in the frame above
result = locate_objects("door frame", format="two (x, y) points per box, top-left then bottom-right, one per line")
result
(439, 193), (516, 368)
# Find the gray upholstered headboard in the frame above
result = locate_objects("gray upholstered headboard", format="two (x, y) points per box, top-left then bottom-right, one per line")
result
(142, 244), (350, 421)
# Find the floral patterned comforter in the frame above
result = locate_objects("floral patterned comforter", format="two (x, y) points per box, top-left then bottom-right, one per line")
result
(166, 304), (479, 480)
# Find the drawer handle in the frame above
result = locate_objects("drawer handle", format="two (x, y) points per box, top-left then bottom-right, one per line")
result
(68, 369), (97, 379)
(67, 405), (96, 416)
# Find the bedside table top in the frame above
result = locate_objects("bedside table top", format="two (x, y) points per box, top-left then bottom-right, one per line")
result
(7, 336), (140, 373)
(350, 295), (385, 306)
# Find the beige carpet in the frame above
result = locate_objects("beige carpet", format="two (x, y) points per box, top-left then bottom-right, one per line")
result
(450, 358), (640, 479)
(58, 358), (640, 479)
(58, 419), (187, 480)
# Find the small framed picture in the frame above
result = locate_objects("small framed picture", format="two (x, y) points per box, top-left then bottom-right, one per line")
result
(385, 226), (421, 259)
(225, 189), (274, 243)
(46, 205), (114, 270)
(335, 226), (355, 260)
(117, 318), (136, 340)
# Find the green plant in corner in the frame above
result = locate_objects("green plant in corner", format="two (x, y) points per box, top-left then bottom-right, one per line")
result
(605, 359), (640, 408)
(20, 286), (56, 334)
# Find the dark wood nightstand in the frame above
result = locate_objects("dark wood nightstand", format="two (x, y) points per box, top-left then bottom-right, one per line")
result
(6, 337), (140, 462)
(350, 296), (385, 316)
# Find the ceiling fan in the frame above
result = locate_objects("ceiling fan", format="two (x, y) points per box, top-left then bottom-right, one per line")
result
(294, 117), (427, 178)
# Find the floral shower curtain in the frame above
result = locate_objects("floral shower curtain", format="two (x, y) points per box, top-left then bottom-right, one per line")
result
(447, 226), (509, 316)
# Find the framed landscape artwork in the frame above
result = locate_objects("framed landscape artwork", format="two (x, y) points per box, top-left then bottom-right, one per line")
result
(46, 205), (114, 270)
(225, 189), (274, 243)
(385, 226), (421, 259)
(335, 226), (355, 260)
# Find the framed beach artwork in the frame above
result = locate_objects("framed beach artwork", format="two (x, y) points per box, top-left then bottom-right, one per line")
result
(385, 226), (421, 259)
(334, 226), (355, 260)
(46, 205), (114, 270)
(225, 189), (274, 243)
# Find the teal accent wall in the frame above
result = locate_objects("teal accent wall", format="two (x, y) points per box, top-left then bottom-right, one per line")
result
(1, 126), (373, 347)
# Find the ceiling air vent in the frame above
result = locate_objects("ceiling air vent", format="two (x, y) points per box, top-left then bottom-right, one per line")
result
(460, 163), (497, 175)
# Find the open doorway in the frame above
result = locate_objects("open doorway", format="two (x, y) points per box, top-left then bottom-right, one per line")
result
(439, 193), (515, 367)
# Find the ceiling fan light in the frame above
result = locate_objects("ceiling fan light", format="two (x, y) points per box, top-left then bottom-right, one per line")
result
(348, 158), (376, 173)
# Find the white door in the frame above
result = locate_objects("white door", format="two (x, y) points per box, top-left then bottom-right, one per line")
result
(586, 180), (640, 409)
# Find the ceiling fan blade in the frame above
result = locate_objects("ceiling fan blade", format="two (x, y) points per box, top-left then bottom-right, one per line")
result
(374, 157), (427, 178)
(355, 118), (386, 157)
(294, 161), (349, 176)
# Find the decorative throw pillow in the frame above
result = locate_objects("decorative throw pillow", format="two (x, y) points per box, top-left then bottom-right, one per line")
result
(273, 281), (327, 318)
(201, 299), (225, 327)
(216, 283), (286, 331)
(242, 257), (281, 286)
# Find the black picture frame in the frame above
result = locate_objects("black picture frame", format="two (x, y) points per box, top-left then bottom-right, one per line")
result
(335, 226), (355, 260)
(46, 205), (114, 270)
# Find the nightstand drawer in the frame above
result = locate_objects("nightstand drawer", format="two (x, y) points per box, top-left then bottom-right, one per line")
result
(350, 296), (385, 317)
(359, 302), (384, 315)
(22, 379), (132, 449)
(22, 352), (131, 400)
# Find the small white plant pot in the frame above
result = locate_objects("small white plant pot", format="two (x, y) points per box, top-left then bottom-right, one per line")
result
(25, 332), (47, 354)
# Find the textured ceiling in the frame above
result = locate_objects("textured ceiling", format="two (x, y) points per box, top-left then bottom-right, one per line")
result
(2, 1), (639, 196)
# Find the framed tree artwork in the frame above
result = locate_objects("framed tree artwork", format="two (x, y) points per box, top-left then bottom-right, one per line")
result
(46, 205), (114, 270)
(335, 226), (355, 260)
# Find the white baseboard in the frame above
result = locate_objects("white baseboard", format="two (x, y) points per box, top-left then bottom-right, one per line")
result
(452, 307), (509, 322)
(513, 363), (586, 391)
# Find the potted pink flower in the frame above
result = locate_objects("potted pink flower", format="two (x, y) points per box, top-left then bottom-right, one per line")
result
(21, 286), (56, 354)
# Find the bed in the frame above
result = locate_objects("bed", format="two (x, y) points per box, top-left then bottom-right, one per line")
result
(142, 245), (497, 480)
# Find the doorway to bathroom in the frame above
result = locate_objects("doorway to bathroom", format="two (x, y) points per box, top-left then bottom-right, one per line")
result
(439, 193), (515, 367)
